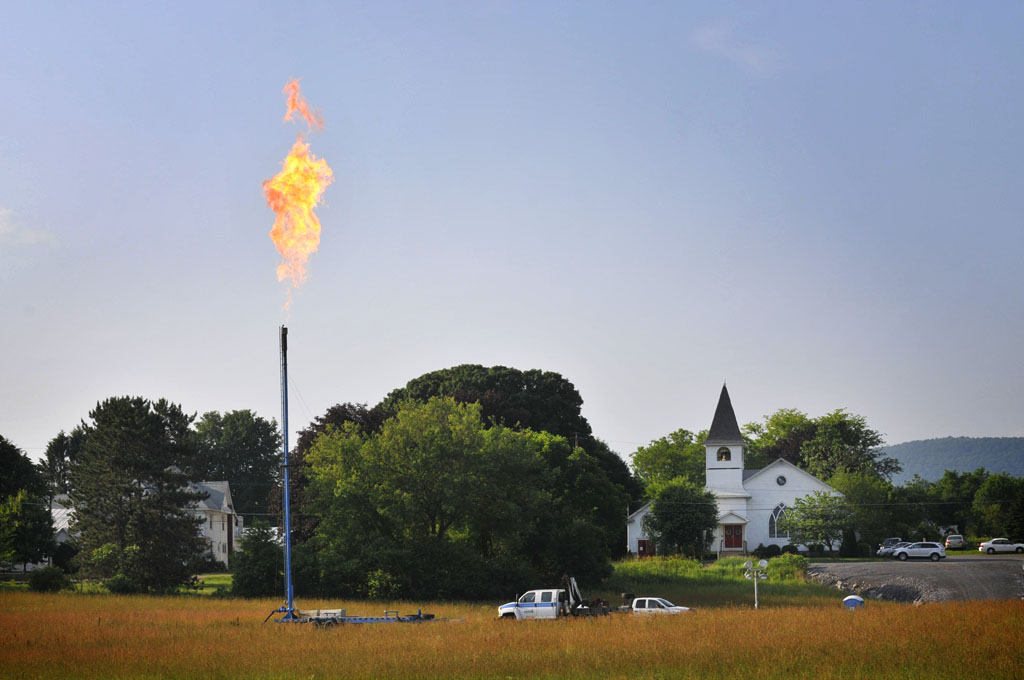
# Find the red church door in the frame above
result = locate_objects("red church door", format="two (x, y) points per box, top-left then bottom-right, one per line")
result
(724, 525), (743, 549)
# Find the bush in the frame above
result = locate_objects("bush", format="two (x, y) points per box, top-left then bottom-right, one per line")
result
(105, 575), (144, 594)
(766, 553), (808, 581)
(28, 566), (70, 592)
(765, 544), (782, 558)
(751, 543), (769, 559)
(781, 544), (800, 555)
(232, 522), (283, 598)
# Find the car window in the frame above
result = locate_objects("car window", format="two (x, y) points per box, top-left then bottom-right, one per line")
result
(541, 591), (552, 603)
(657, 599), (675, 608)
(520, 592), (536, 604)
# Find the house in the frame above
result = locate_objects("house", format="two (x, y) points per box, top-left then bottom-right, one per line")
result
(191, 481), (243, 568)
(627, 385), (842, 556)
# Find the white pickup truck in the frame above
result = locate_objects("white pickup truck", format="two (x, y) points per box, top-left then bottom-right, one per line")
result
(497, 577), (608, 620)
(627, 597), (692, 614)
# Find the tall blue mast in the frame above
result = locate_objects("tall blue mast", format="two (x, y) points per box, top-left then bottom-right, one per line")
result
(277, 325), (296, 620)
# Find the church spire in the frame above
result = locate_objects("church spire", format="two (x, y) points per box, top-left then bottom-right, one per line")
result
(706, 383), (744, 445)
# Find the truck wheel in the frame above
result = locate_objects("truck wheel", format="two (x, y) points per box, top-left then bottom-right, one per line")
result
(501, 614), (515, 620)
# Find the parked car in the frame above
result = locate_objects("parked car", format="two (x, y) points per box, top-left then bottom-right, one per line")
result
(877, 541), (912, 557)
(944, 535), (965, 550)
(879, 537), (902, 549)
(892, 542), (946, 561)
(977, 538), (1024, 554)
(627, 597), (693, 615)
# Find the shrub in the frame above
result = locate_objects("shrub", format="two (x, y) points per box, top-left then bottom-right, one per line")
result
(28, 566), (70, 592)
(765, 544), (782, 558)
(766, 553), (808, 581)
(781, 544), (799, 555)
(751, 544), (769, 559)
(105, 575), (144, 594)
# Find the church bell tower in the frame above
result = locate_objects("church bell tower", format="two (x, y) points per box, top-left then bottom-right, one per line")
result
(705, 384), (745, 490)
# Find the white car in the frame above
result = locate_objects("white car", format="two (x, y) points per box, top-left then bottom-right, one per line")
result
(978, 538), (1024, 554)
(631, 597), (692, 614)
(892, 542), (946, 561)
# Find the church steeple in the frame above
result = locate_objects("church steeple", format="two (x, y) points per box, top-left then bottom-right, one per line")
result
(705, 384), (745, 490)
(706, 384), (744, 446)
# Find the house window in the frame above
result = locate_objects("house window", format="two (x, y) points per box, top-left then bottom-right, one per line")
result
(717, 447), (731, 462)
(209, 517), (213, 529)
(769, 503), (789, 539)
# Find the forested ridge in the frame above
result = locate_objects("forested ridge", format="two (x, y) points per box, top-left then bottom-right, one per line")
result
(885, 437), (1024, 484)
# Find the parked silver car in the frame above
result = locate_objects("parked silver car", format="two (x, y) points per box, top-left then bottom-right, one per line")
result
(877, 541), (911, 557)
(892, 542), (946, 561)
(944, 534), (965, 550)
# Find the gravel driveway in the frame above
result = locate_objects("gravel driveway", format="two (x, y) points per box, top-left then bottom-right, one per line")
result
(807, 554), (1024, 603)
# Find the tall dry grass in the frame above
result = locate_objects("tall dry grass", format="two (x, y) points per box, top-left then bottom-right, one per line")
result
(1, 592), (1020, 679)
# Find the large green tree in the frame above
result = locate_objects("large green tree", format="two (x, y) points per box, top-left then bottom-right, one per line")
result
(191, 410), (282, 517)
(827, 470), (894, 551)
(778, 490), (851, 553)
(644, 481), (718, 557)
(0, 436), (54, 569)
(382, 365), (642, 502)
(69, 397), (207, 593)
(744, 408), (899, 481)
(630, 429), (707, 494)
(306, 397), (619, 599)
(972, 473), (1024, 537)
(930, 468), (988, 535)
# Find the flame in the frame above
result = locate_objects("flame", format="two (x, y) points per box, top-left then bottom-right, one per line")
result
(283, 79), (323, 130)
(265, 81), (333, 306)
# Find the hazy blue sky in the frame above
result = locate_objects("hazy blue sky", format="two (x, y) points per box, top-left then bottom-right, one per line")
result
(3, 2), (1022, 463)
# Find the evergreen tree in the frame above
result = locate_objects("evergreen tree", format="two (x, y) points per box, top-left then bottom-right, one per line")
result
(69, 397), (207, 593)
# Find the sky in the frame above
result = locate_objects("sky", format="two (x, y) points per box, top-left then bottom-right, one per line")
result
(2, 2), (1022, 464)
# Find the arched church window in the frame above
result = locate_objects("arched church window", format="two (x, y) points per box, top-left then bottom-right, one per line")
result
(769, 503), (789, 539)
(717, 447), (731, 462)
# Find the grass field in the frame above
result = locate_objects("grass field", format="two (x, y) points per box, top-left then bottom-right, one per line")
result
(2, 590), (1021, 679)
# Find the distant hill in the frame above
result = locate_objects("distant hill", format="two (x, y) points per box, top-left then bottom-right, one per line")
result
(884, 437), (1024, 485)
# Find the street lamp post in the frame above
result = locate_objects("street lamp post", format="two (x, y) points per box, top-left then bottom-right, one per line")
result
(744, 559), (768, 609)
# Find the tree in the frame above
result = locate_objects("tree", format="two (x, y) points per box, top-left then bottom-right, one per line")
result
(778, 490), (851, 553)
(930, 468), (988, 535)
(801, 410), (899, 481)
(630, 429), (707, 494)
(306, 397), (618, 599)
(382, 365), (642, 503)
(644, 481), (718, 558)
(69, 397), (208, 593)
(270, 402), (389, 546)
(828, 470), (894, 551)
(744, 408), (899, 481)
(972, 473), (1024, 537)
(743, 409), (816, 470)
(0, 435), (54, 569)
(41, 429), (84, 500)
(231, 521), (283, 597)
(192, 410), (282, 517)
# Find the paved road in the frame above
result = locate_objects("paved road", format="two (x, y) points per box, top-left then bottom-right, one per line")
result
(807, 554), (1024, 603)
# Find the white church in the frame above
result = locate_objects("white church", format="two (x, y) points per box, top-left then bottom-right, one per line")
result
(626, 385), (842, 556)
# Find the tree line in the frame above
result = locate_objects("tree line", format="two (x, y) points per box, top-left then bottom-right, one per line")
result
(5, 366), (1022, 598)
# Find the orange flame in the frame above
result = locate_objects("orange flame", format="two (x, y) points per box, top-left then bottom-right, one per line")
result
(283, 79), (323, 130)
(265, 81), (333, 306)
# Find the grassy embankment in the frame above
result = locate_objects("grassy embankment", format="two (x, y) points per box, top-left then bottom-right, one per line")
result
(2, 555), (1022, 678)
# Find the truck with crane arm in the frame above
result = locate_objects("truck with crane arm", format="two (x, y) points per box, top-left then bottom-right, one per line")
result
(497, 576), (610, 620)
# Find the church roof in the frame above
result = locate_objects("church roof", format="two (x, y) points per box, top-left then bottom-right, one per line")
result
(705, 384), (745, 445)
